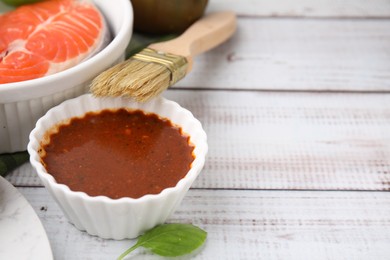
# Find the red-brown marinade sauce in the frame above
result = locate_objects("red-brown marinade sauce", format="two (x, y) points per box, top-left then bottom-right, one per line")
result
(40, 109), (195, 199)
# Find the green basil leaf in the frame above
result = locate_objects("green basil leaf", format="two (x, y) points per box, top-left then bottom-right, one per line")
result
(117, 223), (207, 259)
(0, 151), (29, 177)
(1, 0), (43, 7)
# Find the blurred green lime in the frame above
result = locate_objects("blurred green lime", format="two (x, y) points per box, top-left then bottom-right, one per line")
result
(1, 0), (43, 6)
(131, 0), (208, 34)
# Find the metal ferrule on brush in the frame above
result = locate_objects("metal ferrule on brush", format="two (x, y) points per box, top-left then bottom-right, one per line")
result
(132, 48), (188, 85)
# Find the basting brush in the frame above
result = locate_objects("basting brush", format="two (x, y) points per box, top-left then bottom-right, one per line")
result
(90, 11), (236, 102)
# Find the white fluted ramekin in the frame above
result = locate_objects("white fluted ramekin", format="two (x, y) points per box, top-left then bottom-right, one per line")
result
(28, 94), (208, 239)
(0, 0), (133, 153)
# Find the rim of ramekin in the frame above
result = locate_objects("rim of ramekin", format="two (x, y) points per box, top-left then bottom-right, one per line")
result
(27, 94), (208, 204)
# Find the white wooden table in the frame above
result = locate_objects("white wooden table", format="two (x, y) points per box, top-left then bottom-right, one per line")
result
(6, 0), (390, 259)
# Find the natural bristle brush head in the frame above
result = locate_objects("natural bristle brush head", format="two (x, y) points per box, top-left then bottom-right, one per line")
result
(90, 48), (188, 102)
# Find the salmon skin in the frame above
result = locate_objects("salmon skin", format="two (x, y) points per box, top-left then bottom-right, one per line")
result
(0, 0), (109, 84)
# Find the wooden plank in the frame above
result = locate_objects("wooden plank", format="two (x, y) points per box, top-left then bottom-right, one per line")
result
(165, 91), (390, 191)
(176, 18), (390, 92)
(207, 0), (390, 18)
(19, 187), (390, 260)
(7, 90), (390, 191)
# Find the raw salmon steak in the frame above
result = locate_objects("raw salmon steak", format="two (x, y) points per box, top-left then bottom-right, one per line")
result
(0, 0), (109, 84)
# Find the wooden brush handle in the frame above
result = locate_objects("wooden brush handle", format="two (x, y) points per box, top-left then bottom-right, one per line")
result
(148, 11), (237, 72)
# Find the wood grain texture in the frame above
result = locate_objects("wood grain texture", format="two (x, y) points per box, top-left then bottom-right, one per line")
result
(164, 90), (390, 191)
(176, 18), (390, 92)
(7, 90), (390, 191)
(19, 187), (390, 260)
(208, 0), (390, 18)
